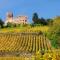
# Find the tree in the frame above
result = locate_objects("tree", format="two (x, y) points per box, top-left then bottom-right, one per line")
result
(6, 22), (14, 28)
(32, 13), (39, 24)
(40, 18), (48, 25)
(47, 19), (53, 25)
(0, 18), (4, 28)
(32, 13), (48, 25)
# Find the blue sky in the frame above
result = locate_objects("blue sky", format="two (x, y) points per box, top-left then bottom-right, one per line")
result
(0, 0), (60, 22)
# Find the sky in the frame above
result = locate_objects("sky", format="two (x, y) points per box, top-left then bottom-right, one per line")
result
(0, 0), (60, 22)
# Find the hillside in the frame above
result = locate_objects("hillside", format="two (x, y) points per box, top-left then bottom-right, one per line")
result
(0, 26), (60, 60)
(0, 26), (49, 33)
(0, 32), (51, 56)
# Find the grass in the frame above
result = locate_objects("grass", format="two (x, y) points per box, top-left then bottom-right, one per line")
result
(0, 26), (49, 33)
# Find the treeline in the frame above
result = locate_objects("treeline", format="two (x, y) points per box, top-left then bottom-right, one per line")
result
(32, 13), (53, 25)
(0, 12), (54, 28)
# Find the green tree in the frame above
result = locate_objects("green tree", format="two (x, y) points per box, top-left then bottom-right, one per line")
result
(47, 19), (53, 26)
(0, 18), (4, 28)
(6, 22), (14, 28)
(40, 17), (48, 25)
(32, 13), (39, 24)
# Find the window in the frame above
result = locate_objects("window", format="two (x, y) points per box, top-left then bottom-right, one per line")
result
(25, 20), (27, 22)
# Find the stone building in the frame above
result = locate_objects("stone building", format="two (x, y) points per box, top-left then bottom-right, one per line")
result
(5, 12), (28, 25)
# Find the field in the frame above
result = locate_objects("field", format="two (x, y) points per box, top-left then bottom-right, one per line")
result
(0, 26), (60, 60)
(0, 33), (51, 54)
(0, 26), (49, 33)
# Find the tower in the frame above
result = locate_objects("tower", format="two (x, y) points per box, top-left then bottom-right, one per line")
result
(6, 12), (13, 23)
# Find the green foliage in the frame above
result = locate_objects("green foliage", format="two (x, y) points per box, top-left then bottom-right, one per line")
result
(32, 13), (39, 24)
(32, 13), (48, 25)
(47, 18), (53, 26)
(6, 22), (14, 28)
(0, 18), (4, 28)
(39, 18), (48, 25)
(30, 23), (42, 27)
(15, 24), (21, 27)
(47, 16), (60, 48)
(22, 24), (28, 27)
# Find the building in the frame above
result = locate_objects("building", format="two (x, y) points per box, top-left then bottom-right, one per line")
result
(5, 12), (28, 25)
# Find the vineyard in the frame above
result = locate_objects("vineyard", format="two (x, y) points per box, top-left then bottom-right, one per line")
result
(0, 32), (60, 60)
(0, 26), (49, 33)
(0, 32), (51, 52)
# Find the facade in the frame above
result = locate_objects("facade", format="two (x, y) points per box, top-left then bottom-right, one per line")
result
(5, 12), (28, 25)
